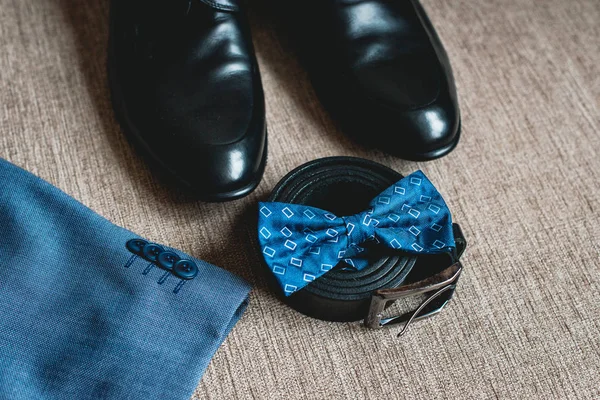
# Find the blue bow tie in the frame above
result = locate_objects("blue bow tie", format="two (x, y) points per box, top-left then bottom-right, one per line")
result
(258, 170), (455, 296)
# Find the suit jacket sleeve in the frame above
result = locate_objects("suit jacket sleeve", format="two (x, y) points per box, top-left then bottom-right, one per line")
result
(0, 158), (251, 400)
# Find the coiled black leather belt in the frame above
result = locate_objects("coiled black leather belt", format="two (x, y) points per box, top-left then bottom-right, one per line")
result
(264, 157), (466, 329)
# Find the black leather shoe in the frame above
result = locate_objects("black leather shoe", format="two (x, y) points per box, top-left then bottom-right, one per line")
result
(282, 0), (460, 160)
(108, 0), (267, 201)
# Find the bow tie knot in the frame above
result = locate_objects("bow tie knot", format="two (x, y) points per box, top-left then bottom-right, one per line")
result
(342, 212), (376, 247)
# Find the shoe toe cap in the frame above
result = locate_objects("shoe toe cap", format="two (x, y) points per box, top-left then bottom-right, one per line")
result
(398, 102), (460, 159)
(338, 57), (460, 159)
(153, 118), (266, 201)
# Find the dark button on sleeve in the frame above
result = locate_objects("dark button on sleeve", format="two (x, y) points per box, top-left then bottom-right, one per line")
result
(157, 251), (180, 271)
(173, 260), (199, 280)
(126, 239), (148, 255)
(142, 243), (164, 262)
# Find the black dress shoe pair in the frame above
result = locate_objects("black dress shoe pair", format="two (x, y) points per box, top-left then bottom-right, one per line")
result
(108, 0), (461, 201)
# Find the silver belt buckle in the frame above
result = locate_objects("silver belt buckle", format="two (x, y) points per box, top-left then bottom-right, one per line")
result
(365, 262), (463, 336)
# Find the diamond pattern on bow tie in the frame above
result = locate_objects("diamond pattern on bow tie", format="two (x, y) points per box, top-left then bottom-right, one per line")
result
(258, 170), (455, 296)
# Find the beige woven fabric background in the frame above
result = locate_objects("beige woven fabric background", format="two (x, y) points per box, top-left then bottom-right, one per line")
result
(1, 0), (599, 398)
